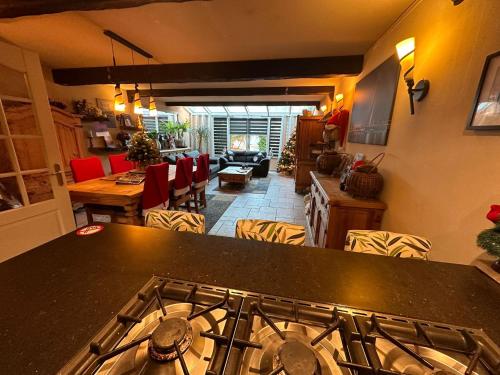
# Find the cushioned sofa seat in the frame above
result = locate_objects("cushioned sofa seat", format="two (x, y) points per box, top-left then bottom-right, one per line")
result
(219, 151), (270, 177)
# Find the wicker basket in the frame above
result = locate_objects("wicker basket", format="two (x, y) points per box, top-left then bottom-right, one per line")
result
(346, 153), (385, 199)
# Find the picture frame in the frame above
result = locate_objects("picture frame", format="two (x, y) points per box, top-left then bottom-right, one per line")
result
(466, 51), (500, 130)
(118, 114), (135, 129)
(96, 98), (117, 128)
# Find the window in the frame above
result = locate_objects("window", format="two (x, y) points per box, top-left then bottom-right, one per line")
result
(230, 134), (247, 151)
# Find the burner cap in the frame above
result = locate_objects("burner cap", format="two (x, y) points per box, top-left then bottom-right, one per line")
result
(277, 341), (318, 375)
(151, 317), (189, 352)
(149, 317), (193, 362)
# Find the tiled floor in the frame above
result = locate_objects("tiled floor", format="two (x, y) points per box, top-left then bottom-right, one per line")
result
(75, 170), (312, 245)
(206, 171), (312, 245)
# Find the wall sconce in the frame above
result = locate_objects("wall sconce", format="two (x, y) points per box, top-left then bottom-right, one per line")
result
(335, 93), (344, 103)
(396, 37), (429, 115)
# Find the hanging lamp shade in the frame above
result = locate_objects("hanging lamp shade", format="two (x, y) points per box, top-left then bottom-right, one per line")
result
(114, 84), (126, 112)
(133, 84), (143, 115)
(149, 96), (157, 117)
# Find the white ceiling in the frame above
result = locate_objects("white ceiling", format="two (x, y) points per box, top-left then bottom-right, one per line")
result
(0, 0), (415, 69)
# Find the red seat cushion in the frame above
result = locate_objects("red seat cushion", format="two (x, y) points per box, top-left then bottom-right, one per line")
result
(70, 156), (105, 183)
(108, 153), (135, 174)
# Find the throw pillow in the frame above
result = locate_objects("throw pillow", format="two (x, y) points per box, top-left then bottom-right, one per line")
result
(252, 155), (259, 162)
(226, 150), (235, 161)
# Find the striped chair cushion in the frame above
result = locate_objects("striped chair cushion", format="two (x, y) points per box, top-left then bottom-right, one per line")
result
(235, 219), (305, 246)
(145, 209), (205, 234)
(345, 230), (431, 259)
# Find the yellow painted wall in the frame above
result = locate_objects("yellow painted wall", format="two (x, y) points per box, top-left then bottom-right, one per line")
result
(341, 0), (500, 264)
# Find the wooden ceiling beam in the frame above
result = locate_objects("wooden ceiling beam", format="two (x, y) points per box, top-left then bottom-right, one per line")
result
(0, 0), (210, 19)
(125, 86), (335, 101)
(52, 55), (363, 85)
(163, 101), (321, 109)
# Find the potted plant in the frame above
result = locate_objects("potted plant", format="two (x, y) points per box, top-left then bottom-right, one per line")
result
(126, 131), (161, 171)
(192, 124), (210, 152)
(174, 120), (190, 148)
(477, 205), (500, 272)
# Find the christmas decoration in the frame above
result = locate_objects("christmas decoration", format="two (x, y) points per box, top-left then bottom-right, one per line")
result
(477, 204), (500, 272)
(277, 131), (296, 175)
(126, 131), (160, 169)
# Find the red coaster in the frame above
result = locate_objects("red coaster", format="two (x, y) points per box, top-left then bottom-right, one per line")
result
(76, 225), (104, 236)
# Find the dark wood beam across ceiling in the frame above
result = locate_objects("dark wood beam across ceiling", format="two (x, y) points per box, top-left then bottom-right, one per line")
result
(163, 101), (321, 109)
(52, 55), (363, 85)
(0, 0), (210, 19)
(126, 86), (335, 101)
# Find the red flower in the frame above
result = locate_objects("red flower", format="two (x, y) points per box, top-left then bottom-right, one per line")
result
(486, 205), (500, 223)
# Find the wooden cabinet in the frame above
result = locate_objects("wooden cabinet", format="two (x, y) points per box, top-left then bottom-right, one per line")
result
(294, 116), (324, 193)
(51, 107), (86, 183)
(306, 171), (387, 249)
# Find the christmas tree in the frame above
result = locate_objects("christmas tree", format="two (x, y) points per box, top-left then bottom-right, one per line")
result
(277, 131), (296, 174)
(126, 131), (160, 168)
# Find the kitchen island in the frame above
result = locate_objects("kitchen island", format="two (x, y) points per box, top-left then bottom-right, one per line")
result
(0, 223), (499, 374)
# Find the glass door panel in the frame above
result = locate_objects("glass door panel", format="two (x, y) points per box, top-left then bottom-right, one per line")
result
(23, 172), (54, 204)
(12, 138), (48, 170)
(0, 176), (23, 212)
(0, 63), (29, 98)
(0, 139), (14, 173)
(3, 100), (40, 135)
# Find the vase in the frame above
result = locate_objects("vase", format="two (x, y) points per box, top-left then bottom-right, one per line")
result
(492, 258), (500, 273)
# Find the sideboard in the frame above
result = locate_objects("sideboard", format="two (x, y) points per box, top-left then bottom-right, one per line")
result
(307, 171), (387, 249)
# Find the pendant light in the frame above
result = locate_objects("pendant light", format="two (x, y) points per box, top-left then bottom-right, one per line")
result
(109, 38), (125, 112)
(133, 83), (143, 115)
(130, 50), (143, 115)
(147, 59), (157, 116)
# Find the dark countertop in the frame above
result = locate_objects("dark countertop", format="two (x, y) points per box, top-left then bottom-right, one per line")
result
(0, 223), (499, 374)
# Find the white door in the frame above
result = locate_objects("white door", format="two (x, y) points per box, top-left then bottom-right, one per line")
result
(0, 40), (75, 262)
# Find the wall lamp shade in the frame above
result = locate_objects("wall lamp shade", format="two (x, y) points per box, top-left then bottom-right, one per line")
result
(149, 96), (157, 117)
(335, 93), (344, 103)
(396, 37), (429, 115)
(133, 85), (143, 115)
(114, 84), (125, 112)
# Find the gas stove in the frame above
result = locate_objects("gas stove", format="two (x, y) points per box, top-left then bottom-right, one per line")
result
(59, 277), (500, 375)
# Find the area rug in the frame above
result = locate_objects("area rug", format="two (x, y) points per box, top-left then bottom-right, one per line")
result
(214, 177), (270, 194)
(200, 194), (236, 231)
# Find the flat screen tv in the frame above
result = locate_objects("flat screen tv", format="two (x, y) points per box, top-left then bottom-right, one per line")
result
(348, 55), (400, 145)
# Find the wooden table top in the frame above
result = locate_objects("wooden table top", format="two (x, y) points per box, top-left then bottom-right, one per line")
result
(218, 166), (252, 176)
(67, 165), (196, 199)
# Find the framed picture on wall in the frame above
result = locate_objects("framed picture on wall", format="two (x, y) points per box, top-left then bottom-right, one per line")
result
(96, 98), (117, 128)
(466, 51), (500, 130)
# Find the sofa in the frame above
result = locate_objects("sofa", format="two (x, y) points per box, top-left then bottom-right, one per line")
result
(219, 150), (270, 177)
(162, 150), (220, 180)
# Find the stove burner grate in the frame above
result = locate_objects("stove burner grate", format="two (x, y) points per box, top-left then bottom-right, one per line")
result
(148, 317), (193, 362)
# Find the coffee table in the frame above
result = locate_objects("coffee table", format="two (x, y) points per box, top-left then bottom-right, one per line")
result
(217, 166), (253, 188)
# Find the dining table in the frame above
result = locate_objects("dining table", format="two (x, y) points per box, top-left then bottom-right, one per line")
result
(66, 165), (196, 225)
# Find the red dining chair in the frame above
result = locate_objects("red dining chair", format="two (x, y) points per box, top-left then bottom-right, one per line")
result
(108, 153), (135, 174)
(192, 153), (209, 212)
(171, 157), (194, 212)
(70, 156), (105, 183)
(142, 163), (170, 216)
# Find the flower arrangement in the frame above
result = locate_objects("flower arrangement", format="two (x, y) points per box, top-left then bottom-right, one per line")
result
(477, 205), (500, 272)
(126, 131), (160, 169)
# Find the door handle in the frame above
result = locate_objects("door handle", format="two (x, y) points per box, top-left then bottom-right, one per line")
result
(50, 163), (65, 186)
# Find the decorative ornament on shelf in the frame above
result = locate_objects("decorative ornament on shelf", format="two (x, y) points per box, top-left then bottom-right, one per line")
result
(71, 99), (109, 122)
(126, 130), (160, 170)
(277, 131), (296, 175)
(477, 205), (500, 273)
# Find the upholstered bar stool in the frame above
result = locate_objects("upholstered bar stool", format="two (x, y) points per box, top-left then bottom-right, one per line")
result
(235, 219), (306, 246)
(344, 230), (431, 259)
(145, 209), (205, 234)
